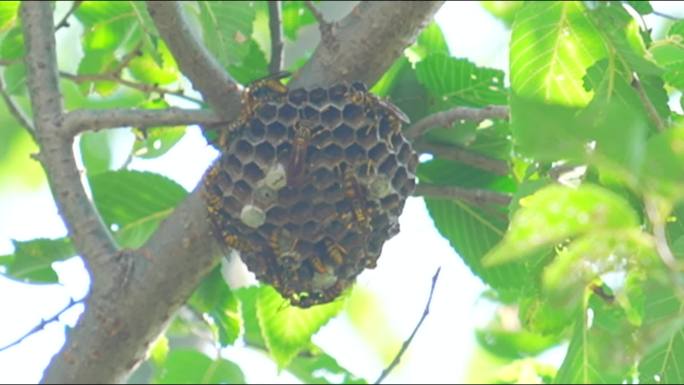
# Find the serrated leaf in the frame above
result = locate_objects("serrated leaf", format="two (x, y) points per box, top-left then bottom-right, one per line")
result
(405, 21), (449, 62)
(256, 285), (344, 369)
(89, 170), (187, 248)
(154, 349), (245, 384)
(226, 39), (269, 84)
(1, 238), (75, 283)
(638, 281), (684, 384)
(484, 184), (639, 266)
(416, 53), (507, 107)
(127, 41), (179, 86)
(510, 1), (607, 107)
(198, 1), (257, 72)
(554, 295), (637, 384)
(282, 1), (316, 41)
(650, 23), (684, 90)
(189, 267), (241, 347)
(386, 59), (430, 123)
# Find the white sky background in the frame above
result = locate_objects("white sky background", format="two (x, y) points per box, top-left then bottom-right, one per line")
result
(0, 2), (682, 384)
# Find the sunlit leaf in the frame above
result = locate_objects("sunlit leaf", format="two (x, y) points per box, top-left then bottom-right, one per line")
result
(0, 1), (18, 32)
(189, 267), (241, 347)
(282, 1), (316, 41)
(650, 21), (684, 91)
(88, 171), (188, 248)
(226, 39), (269, 85)
(132, 99), (186, 159)
(642, 123), (684, 200)
(510, 1), (606, 107)
(481, 1), (524, 27)
(127, 41), (179, 86)
(256, 285), (344, 369)
(405, 21), (449, 62)
(484, 184), (639, 266)
(154, 349), (245, 384)
(1, 238), (74, 283)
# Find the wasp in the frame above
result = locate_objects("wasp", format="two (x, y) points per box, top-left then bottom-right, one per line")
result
(287, 118), (319, 186)
(220, 71), (291, 147)
(323, 238), (345, 265)
(269, 228), (303, 269)
(341, 164), (370, 228)
(224, 233), (257, 254)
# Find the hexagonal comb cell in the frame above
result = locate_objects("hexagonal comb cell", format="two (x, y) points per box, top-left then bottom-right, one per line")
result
(203, 80), (417, 308)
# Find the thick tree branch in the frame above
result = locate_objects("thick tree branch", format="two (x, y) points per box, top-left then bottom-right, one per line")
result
(146, 1), (242, 117)
(63, 108), (221, 136)
(22, 2), (119, 269)
(405, 105), (510, 141)
(291, 1), (444, 88)
(413, 140), (510, 176)
(268, 1), (284, 74)
(375, 267), (441, 384)
(413, 184), (513, 206)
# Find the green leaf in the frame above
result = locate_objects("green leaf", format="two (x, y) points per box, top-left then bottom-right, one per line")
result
(624, 1), (653, 15)
(234, 286), (265, 347)
(638, 281), (684, 384)
(89, 171), (188, 248)
(642, 123), (684, 200)
(510, 1), (607, 107)
(132, 99), (187, 159)
(282, 1), (316, 41)
(554, 295), (637, 384)
(476, 319), (561, 359)
(519, 293), (576, 335)
(198, 1), (257, 72)
(650, 22), (684, 90)
(3, 61), (25, 96)
(226, 39), (269, 85)
(416, 53), (507, 107)
(80, 130), (115, 174)
(425, 198), (530, 298)
(127, 41), (179, 86)
(387, 61), (430, 124)
(154, 349), (245, 384)
(287, 350), (367, 384)
(77, 50), (119, 96)
(1, 238), (75, 283)
(0, 1), (18, 31)
(256, 285), (344, 369)
(189, 267), (241, 347)
(543, 229), (657, 310)
(405, 21), (449, 62)
(0, 24), (23, 60)
(481, 1), (524, 27)
(484, 184), (640, 266)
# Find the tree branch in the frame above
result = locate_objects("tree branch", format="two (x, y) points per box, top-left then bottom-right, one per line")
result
(63, 108), (222, 136)
(405, 105), (510, 141)
(413, 184), (513, 206)
(146, 1), (242, 117)
(268, 1), (284, 74)
(375, 267), (441, 384)
(631, 75), (666, 132)
(0, 297), (84, 352)
(290, 1), (444, 88)
(54, 1), (81, 31)
(413, 140), (510, 176)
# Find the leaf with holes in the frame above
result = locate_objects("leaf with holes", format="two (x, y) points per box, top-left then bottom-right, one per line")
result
(510, 1), (606, 107)
(1, 238), (75, 283)
(483, 184), (640, 267)
(416, 53), (507, 107)
(132, 99), (186, 159)
(88, 171), (188, 248)
(256, 285), (344, 369)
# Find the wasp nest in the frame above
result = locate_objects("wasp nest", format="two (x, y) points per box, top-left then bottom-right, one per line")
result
(203, 76), (417, 308)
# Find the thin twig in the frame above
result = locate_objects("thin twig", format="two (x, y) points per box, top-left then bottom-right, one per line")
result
(631, 76), (666, 132)
(652, 10), (681, 20)
(413, 184), (513, 206)
(268, 1), (284, 74)
(305, 1), (329, 28)
(405, 105), (509, 141)
(375, 267), (441, 384)
(413, 140), (509, 176)
(0, 75), (36, 138)
(0, 298), (84, 352)
(305, 0), (334, 43)
(55, 1), (82, 31)
(59, 71), (204, 105)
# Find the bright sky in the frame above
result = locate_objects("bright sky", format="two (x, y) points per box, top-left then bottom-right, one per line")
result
(0, 2), (681, 384)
